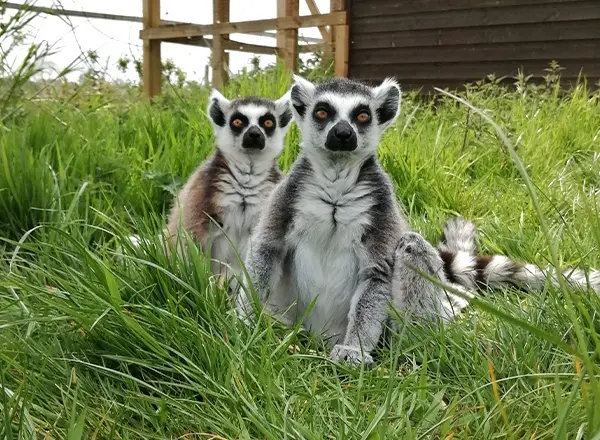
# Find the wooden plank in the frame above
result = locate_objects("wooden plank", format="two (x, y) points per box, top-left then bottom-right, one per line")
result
(305, 0), (331, 41)
(140, 11), (347, 40)
(169, 37), (276, 54)
(350, 20), (600, 50)
(300, 42), (332, 53)
(335, 25), (349, 76)
(212, 0), (227, 86)
(211, 0), (227, 88)
(3, 2), (322, 43)
(349, 60), (600, 81)
(331, 0), (347, 76)
(276, 0), (286, 60)
(222, 40), (275, 54)
(349, 0), (587, 18)
(142, 0), (161, 98)
(350, 1), (600, 34)
(351, 40), (600, 65)
(5, 1), (145, 22)
(277, 0), (300, 72)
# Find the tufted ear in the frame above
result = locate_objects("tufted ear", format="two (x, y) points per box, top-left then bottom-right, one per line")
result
(275, 90), (293, 132)
(289, 74), (316, 121)
(372, 77), (401, 128)
(207, 88), (230, 127)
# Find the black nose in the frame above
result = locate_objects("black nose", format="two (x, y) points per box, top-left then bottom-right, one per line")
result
(325, 121), (357, 152)
(242, 126), (265, 150)
(333, 124), (353, 141)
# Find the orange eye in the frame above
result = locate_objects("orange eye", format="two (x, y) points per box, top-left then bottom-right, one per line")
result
(232, 119), (243, 128)
(357, 112), (370, 123)
(316, 109), (328, 120)
(263, 119), (274, 128)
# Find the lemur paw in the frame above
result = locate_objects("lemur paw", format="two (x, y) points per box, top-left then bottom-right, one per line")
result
(331, 344), (373, 367)
(395, 232), (434, 259)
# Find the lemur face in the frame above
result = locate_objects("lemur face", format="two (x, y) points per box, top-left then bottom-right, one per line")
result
(289, 75), (401, 156)
(207, 90), (293, 160)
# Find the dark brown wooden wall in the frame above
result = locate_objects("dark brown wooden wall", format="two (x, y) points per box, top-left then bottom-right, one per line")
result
(347, 0), (600, 91)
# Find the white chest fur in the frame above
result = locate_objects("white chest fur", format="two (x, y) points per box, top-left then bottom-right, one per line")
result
(212, 165), (276, 274)
(286, 164), (375, 342)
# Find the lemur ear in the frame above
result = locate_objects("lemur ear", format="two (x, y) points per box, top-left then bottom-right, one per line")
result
(275, 90), (293, 130)
(372, 77), (401, 127)
(207, 88), (230, 127)
(290, 74), (316, 121)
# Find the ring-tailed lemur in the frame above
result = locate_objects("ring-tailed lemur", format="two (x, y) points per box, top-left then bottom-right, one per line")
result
(437, 216), (600, 294)
(238, 75), (412, 366)
(164, 89), (292, 284)
(237, 76), (598, 366)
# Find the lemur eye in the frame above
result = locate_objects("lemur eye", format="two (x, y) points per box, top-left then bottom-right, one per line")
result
(263, 119), (274, 128)
(315, 108), (328, 120)
(232, 119), (243, 128)
(357, 112), (371, 123)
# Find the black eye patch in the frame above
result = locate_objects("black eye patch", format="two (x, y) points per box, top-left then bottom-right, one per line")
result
(259, 112), (276, 136)
(312, 101), (337, 130)
(350, 104), (372, 133)
(229, 112), (249, 135)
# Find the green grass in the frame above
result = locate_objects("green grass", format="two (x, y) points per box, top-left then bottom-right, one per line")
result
(1, 69), (600, 439)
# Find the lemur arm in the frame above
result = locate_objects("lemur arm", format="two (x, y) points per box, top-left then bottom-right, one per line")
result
(237, 166), (303, 318)
(243, 228), (286, 302)
(332, 201), (404, 366)
(332, 248), (395, 365)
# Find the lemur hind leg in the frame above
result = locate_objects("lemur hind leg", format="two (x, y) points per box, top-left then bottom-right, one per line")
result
(391, 232), (474, 328)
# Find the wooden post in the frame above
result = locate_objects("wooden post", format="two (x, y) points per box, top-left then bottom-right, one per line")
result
(277, 0), (299, 73)
(142, 0), (161, 98)
(212, 0), (230, 89)
(331, 0), (348, 77)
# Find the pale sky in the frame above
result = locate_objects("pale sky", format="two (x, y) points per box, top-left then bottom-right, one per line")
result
(6, 0), (327, 83)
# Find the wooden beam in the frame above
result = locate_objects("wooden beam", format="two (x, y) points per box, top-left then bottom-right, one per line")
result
(299, 42), (331, 53)
(171, 37), (276, 54)
(277, 0), (299, 73)
(142, 0), (161, 98)
(140, 12), (347, 41)
(331, 0), (348, 77)
(223, 40), (275, 54)
(276, 0), (286, 62)
(334, 24), (349, 77)
(4, 2), (324, 43)
(212, 0), (229, 89)
(304, 0), (330, 42)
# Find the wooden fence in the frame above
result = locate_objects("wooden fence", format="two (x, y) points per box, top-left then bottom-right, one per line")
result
(140, 0), (350, 97)
(347, 0), (600, 91)
(5, 1), (350, 98)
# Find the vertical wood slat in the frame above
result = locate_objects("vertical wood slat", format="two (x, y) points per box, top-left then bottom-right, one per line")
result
(276, 0), (286, 64)
(331, 0), (348, 77)
(277, 0), (299, 72)
(334, 24), (349, 76)
(212, 0), (230, 89)
(142, 0), (161, 98)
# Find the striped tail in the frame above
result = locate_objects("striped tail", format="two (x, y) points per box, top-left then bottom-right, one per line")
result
(437, 217), (600, 294)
